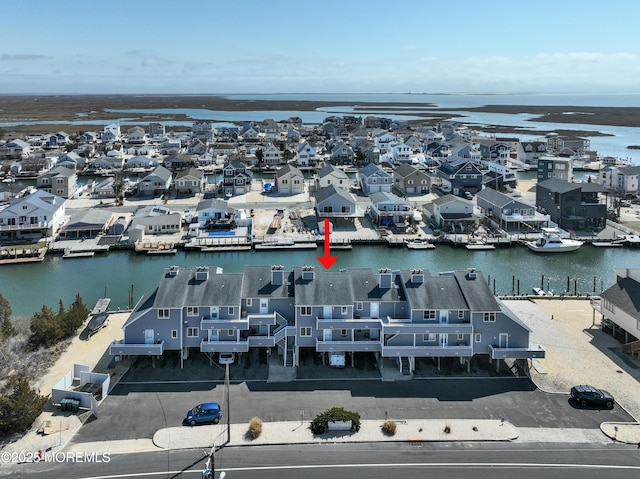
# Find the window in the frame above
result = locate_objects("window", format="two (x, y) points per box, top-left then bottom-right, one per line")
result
(300, 327), (312, 337)
(187, 307), (199, 317)
(340, 329), (348, 336)
(356, 302), (363, 310)
(228, 307), (234, 315)
(458, 310), (464, 319)
(423, 333), (436, 341)
(186, 327), (199, 337)
(483, 312), (496, 322)
(171, 330), (178, 339)
(301, 306), (312, 315)
(475, 333), (481, 342)
(341, 306), (348, 315)
(423, 310), (436, 319)
(158, 309), (170, 319)
(227, 330), (235, 335)
(246, 298), (252, 307)
(457, 333), (464, 340)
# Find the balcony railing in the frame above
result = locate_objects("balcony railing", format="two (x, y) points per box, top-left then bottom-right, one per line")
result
(0, 221), (53, 231)
(316, 318), (382, 330)
(382, 344), (473, 357)
(109, 340), (164, 356)
(247, 313), (277, 327)
(248, 336), (275, 347)
(200, 339), (249, 353)
(489, 343), (546, 359)
(200, 317), (249, 331)
(381, 320), (473, 336)
(316, 339), (382, 353)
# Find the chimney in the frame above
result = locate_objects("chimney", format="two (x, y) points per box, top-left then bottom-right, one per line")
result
(410, 269), (424, 284)
(466, 268), (477, 280)
(271, 265), (284, 286)
(301, 265), (315, 281)
(195, 266), (209, 281)
(168, 265), (179, 277)
(379, 268), (392, 289)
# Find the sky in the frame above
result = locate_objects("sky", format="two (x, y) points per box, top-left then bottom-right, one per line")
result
(1, 0), (639, 95)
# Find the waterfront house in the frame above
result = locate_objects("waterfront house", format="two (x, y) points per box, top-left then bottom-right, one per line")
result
(315, 164), (350, 191)
(357, 163), (393, 195)
(428, 194), (478, 232)
(187, 138), (208, 155)
(126, 155), (155, 170)
(36, 166), (78, 198)
(436, 157), (483, 196)
(92, 177), (116, 198)
(296, 142), (317, 167)
(89, 156), (125, 170)
(127, 126), (147, 144)
(315, 185), (360, 220)
(0, 189), (66, 242)
(46, 131), (70, 148)
(222, 160), (252, 196)
(20, 155), (57, 176)
(79, 131), (99, 143)
(195, 198), (237, 226)
(393, 164), (430, 196)
(103, 124), (121, 142)
(174, 167), (205, 196)
(521, 141), (548, 167)
(262, 142), (282, 166)
(536, 179), (608, 230)
(373, 131), (396, 149)
(159, 138), (181, 155)
(391, 144), (412, 164)
(57, 152), (85, 170)
(547, 135), (590, 155)
(0, 139), (31, 160)
(163, 154), (194, 170)
(139, 165), (173, 196)
(149, 123), (165, 138)
(275, 164), (304, 195)
(367, 192), (413, 228)
(58, 208), (113, 239)
(129, 205), (182, 234)
(193, 121), (215, 141)
(598, 166), (640, 195)
(426, 141), (450, 159)
(476, 188), (549, 232)
(110, 265), (544, 373)
(329, 140), (354, 164)
(537, 156), (573, 182)
(593, 268), (640, 347)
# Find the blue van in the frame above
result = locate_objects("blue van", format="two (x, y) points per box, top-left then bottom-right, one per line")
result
(183, 402), (223, 426)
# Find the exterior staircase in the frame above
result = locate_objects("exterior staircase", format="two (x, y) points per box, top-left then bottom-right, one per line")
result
(622, 339), (640, 355)
(285, 346), (295, 367)
(400, 357), (411, 375)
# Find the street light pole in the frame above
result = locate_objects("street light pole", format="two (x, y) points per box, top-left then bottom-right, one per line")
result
(226, 362), (231, 444)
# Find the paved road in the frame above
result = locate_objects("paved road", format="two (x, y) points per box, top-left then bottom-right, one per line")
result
(70, 377), (633, 443)
(7, 441), (640, 478)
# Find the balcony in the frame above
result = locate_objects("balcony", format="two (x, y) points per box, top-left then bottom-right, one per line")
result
(381, 319), (473, 336)
(200, 317), (249, 331)
(316, 339), (382, 353)
(200, 339), (249, 353)
(247, 313), (277, 327)
(489, 343), (546, 360)
(109, 340), (164, 356)
(248, 336), (275, 347)
(316, 318), (382, 330)
(0, 221), (53, 231)
(382, 344), (473, 357)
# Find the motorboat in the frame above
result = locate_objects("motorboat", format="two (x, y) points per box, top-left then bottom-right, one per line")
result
(525, 228), (583, 253)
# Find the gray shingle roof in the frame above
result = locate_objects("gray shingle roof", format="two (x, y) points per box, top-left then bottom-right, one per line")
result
(241, 265), (292, 298)
(601, 277), (640, 319)
(537, 179), (581, 194)
(399, 270), (468, 310)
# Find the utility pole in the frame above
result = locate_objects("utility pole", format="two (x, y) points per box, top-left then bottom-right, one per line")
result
(226, 362), (231, 444)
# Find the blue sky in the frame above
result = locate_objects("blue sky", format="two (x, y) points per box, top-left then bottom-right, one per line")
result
(1, 0), (639, 94)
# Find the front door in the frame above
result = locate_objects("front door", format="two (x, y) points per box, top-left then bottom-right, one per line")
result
(439, 310), (448, 323)
(144, 329), (154, 345)
(324, 329), (331, 342)
(440, 334), (448, 347)
(370, 302), (379, 319)
(260, 299), (268, 314)
(323, 306), (332, 319)
(499, 333), (508, 348)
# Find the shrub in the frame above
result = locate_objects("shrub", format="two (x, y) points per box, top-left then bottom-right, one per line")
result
(247, 417), (263, 439)
(310, 407), (360, 435)
(381, 420), (397, 436)
(0, 376), (48, 437)
(444, 424), (451, 434)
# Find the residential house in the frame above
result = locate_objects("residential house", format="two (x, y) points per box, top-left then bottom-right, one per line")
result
(222, 160), (252, 196)
(476, 188), (549, 232)
(78, 131), (99, 143)
(164, 154), (195, 170)
(547, 135), (590, 154)
(436, 157), (484, 195)
(20, 155), (56, 175)
(127, 126), (147, 144)
(537, 156), (573, 182)
(373, 131), (396, 150)
(58, 208), (113, 238)
(36, 166), (78, 198)
(426, 141), (450, 158)
(0, 139), (31, 159)
(159, 138), (182, 155)
(92, 177), (117, 198)
(46, 131), (70, 148)
(364, 116), (392, 129)
(126, 155), (155, 170)
(110, 265), (544, 372)
(296, 142), (317, 167)
(187, 138), (208, 155)
(129, 205), (182, 234)
(315, 164), (350, 191)
(368, 192), (413, 228)
(598, 166), (640, 195)
(195, 198), (237, 226)
(315, 185), (360, 219)
(391, 144), (412, 165)
(329, 140), (354, 164)
(262, 143), (282, 166)
(521, 141), (548, 167)
(0, 189), (66, 241)
(536, 179), (608, 230)
(261, 119), (281, 140)
(89, 156), (125, 170)
(174, 167), (205, 196)
(593, 269), (640, 345)
(276, 164), (304, 195)
(192, 121), (215, 141)
(149, 122), (166, 138)
(138, 165), (173, 196)
(427, 194), (478, 231)
(393, 164), (430, 195)
(103, 124), (121, 142)
(402, 134), (422, 151)
(56, 152), (84, 170)
(357, 163), (393, 195)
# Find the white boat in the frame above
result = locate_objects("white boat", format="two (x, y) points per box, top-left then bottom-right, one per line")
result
(405, 239), (435, 250)
(525, 228), (583, 253)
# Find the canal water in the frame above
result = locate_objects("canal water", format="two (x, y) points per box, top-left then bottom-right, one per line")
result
(2, 245), (639, 318)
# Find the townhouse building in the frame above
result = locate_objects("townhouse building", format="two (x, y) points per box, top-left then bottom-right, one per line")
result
(110, 265), (545, 373)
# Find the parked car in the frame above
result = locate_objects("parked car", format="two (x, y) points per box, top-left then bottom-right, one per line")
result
(570, 385), (615, 408)
(183, 402), (223, 426)
(218, 352), (235, 365)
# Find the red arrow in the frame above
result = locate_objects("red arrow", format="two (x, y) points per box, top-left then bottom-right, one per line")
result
(316, 218), (338, 270)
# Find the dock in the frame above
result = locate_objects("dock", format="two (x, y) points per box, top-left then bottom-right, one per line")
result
(91, 298), (111, 315)
(465, 243), (496, 250)
(63, 251), (95, 259)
